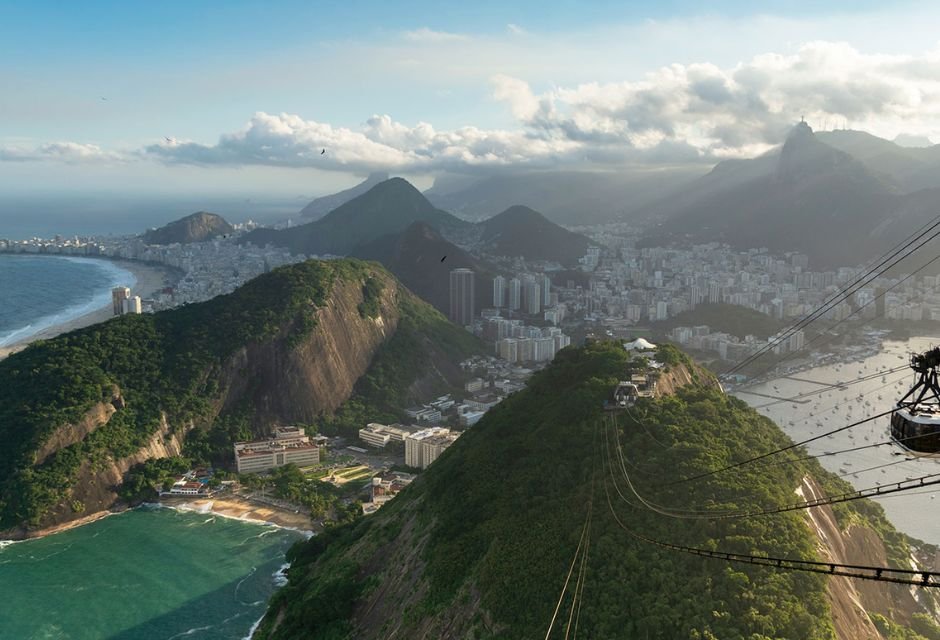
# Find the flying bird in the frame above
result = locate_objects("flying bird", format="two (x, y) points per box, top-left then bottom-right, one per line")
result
(440, 256), (447, 262)
(100, 97), (107, 101)
(164, 136), (174, 143)
(320, 149), (326, 155)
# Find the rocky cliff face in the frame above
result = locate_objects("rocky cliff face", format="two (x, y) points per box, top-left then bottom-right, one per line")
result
(219, 272), (402, 428)
(3, 269), (407, 536)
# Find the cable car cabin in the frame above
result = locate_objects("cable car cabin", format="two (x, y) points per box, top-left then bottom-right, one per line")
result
(891, 407), (940, 453)
(891, 347), (940, 453)
(608, 381), (639, 409)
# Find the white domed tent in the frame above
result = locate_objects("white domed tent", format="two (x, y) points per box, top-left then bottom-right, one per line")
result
(623, 338), (656, 352)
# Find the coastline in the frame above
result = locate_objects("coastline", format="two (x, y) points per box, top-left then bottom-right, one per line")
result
(159, 495), (316, 535)
(0, 257), (176, 361)
(2, 495), (314, 542)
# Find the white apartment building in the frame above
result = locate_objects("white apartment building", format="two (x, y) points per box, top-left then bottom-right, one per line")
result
(234, 426), (321, 474)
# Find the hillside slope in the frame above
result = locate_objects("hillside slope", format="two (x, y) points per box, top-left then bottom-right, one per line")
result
(0, 259), (479, 534)
(352, 221), (498, 315)
(300, 172), (389, 220)
(142, 211), (234, 244)
(242, 178), (469, 256)
(479, 205), (592, 266)
(254, 341), (937, 639)
(639, 123), (940, 269)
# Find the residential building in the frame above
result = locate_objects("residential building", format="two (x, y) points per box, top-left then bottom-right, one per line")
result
(449, 268), (476, 326)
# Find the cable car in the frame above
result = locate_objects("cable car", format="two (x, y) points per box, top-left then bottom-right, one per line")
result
(890, 347), (940, 453)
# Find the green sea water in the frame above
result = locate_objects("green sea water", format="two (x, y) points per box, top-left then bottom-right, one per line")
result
(0, 505), (303, 640)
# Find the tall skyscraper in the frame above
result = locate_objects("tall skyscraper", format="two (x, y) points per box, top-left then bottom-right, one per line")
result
(449, 268), (475, 326)
(493, 275), (506, 308)
(523, 278), (541, 315)
(508, 278), (522, 311)
(112, 287), (130, 316)
(541, 274), (551, 304)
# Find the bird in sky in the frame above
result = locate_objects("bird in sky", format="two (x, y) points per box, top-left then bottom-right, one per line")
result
(100, 96), (107, 101)
(320, 149), (326, 155)
(440, 256), (447, 262)
(164, 136), (174, 143)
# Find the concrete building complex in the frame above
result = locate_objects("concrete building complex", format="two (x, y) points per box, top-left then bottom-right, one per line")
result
(234, 426), (321, 474)
(404, 427), (460, 469)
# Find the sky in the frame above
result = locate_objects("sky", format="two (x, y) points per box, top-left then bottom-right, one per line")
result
(2, 0), (940, 204)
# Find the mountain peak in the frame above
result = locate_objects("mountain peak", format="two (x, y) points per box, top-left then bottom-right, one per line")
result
(776, 120), (850, 182)
(300, 172), (391, 220)
(142, 211), (233, 245)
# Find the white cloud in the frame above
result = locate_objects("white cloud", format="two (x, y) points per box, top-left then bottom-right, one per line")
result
(0, 141), (124, 163)
(10, 41), (940, 176)
(402, 28), (469, 43)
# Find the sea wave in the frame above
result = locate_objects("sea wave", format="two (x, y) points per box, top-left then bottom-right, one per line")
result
(0, 256), (137, 348)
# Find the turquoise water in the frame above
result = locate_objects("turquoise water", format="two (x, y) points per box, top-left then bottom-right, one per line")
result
(0, 254), (136, 347)
(0, 506), (302, 640)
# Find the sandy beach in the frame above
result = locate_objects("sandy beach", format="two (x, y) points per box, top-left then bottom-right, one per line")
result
(161, 495), (316, 533)
(0, 258), (176, 361)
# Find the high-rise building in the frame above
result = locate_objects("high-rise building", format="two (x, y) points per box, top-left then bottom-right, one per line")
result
(122, 296), (142, 315)
(449, 268), (475, 326)
(508, 278), (522, 311)
(112, 287), (130, 316)
(523, 278), (541, 314)
(493, 275), (506, 308)
(541, 275), (551, 303)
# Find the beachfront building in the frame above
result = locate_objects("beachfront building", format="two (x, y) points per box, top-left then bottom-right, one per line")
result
(404, 427), (460, 470)
(122, 295), (142, 314)
(112, 286), (130, 315)
(234, 426), (321, 474)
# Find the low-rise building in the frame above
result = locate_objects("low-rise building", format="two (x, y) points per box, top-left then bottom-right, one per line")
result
(358, 422), (412, 448)
(234, 426), (321, 474)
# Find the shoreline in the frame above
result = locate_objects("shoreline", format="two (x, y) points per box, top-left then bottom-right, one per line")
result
(1, 495), (314, 542)
(159, 496), (316, 536)
(0, 257), (177, 360)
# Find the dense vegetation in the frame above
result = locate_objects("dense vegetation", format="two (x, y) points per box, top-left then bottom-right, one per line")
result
(257, 340), (927, 640)
(317, 292), (481, 438)
(0, 260), (405, 528)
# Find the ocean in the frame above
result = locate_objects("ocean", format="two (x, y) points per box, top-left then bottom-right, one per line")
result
(735, 336), (940, 546)
(0, 506), (302, 640)
(0, 254), (136, 347)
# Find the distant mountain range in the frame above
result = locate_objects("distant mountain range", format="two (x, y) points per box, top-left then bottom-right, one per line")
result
(142, 211), (233, 245)
(640, 122), (940, 267)
(243, 178), (593, 311)
(242, 178), (470, 256)
(299, 172), (389, 221)
(424, 168), (707, 225)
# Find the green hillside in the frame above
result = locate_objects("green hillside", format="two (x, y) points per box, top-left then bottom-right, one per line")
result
(0, 259), (480, 530)
(255, 341), (930, 639)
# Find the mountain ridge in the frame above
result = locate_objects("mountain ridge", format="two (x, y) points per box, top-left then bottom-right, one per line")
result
(0, 259), (479, 534)
(142, 211), (234, 245)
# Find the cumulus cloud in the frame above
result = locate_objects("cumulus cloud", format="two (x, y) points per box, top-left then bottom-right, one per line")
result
(507, 41), (940, 158)
(144, 111), (580, 173)
(0, 142), (123, 163)
(12, 41), (940, 174)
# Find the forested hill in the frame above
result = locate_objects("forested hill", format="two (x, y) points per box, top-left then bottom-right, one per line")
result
(256, 341), (936, 640)
(0, 259), (480, 534)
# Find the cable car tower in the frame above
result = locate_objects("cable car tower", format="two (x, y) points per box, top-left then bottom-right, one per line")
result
(891, 347), (940, 453)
